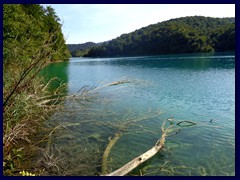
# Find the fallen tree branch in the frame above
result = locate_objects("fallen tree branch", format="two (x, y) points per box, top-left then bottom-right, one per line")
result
(107, 80), (130, 86)
(103, 119), (171, 176)
(100, 110), (162, 175)
(104, 134), (166, 176)
(101, 133), (122, 174)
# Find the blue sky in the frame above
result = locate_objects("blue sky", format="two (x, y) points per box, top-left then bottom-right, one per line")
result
(42, 4), (235, 44)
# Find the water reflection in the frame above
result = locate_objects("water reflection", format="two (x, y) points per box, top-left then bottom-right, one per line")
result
(70, 52), (235, 70)
(40, 61), (69, 92)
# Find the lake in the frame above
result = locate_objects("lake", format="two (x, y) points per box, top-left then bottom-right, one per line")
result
(41, 52), (235, 176)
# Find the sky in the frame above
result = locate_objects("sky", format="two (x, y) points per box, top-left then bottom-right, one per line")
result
(42, 4), (235, 44)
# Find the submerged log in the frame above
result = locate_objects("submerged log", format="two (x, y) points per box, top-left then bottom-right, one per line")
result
(100, 117), (192, 176)
(101, 133), (122, 174)
(103, 125), (168, 176)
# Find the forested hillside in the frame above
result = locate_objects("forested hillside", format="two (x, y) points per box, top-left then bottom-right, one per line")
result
(83, 16), (235, 57)
(67, 42), (100, 57)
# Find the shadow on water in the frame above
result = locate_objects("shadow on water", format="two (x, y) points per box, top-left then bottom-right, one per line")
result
(39, 61), (69, 92)
(70, 52), (235, 70)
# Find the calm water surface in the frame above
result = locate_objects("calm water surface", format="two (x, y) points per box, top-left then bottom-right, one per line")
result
(42, 53), (235, 176)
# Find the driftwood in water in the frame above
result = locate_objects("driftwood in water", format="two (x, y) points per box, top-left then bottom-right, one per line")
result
(101, 110), (163, 175)
(105, 134), (166, 176)
(103, 120), (172, 176)
(108, 80), (130, 86)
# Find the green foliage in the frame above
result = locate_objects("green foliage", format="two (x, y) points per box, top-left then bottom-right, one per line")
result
(3, 148), (23, 175)
(209, 24), (235, 51)
(84, 16), (235, 57)
(3, 4), (70, 67)
(3, 4), (70, 107)
(3, 4), (70, 176)
(67, 42), (100, 57)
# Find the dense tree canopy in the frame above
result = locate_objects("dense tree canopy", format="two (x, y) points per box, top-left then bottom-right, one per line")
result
(3, 4), (71, 68)
(79, 16), (235, 57)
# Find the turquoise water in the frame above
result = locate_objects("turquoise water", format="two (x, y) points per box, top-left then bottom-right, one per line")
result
(42, 53), (235, 176)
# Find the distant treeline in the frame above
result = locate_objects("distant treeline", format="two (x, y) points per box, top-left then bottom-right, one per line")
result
(68, 16), (235, 57)
(67, 42), (101, 57)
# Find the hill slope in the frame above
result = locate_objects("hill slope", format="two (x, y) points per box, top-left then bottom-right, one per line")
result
(67, 42), (100, 57)
(83, 16), (235, 57)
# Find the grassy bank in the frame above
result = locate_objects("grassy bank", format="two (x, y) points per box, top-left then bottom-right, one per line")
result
(3, 39), (70, 174)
